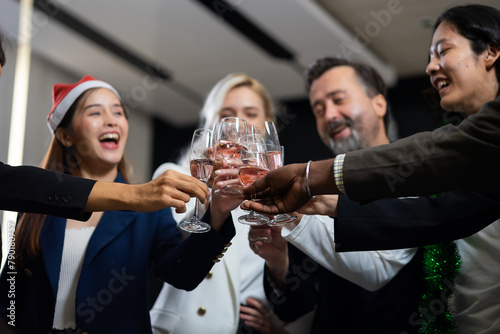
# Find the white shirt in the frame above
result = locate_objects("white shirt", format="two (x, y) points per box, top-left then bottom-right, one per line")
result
(53, 226), (95, 330)
(282, 214), (418, 291)
(450, 219), (500, 334)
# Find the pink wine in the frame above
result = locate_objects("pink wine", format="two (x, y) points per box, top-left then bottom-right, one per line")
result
(266, 151), (282, 170)
(190, 158), (214, 182)
(217, 140), (243, 160)
(239, 166), (269, 187)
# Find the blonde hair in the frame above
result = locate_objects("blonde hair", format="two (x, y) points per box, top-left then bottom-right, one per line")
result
(199, 72), (276, 129)
(175, 73), (277, 168)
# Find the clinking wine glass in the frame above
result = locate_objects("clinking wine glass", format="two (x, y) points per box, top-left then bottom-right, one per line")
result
(179, 128), (215, 233)
(259, 122), (299, 226)
(215, 117), (248, 194)
(238, 134), (270, 225)
(264, 144), (298, 225)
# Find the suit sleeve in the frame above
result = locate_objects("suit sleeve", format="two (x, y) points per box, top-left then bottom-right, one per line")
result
(342, 98), (500, 202)
(151, 207), (236, 291)
(0, 162), (95, 221)
(334, 190), (500, 251)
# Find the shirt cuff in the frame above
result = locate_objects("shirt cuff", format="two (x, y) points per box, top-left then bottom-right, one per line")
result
(334, 154), (346, 194)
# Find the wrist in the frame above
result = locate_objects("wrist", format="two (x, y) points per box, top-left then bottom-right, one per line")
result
(266, 255), (289, 284)
(308, 159), (338, 196)
(208, 206), (226, 232)
(86, 181), (131, 211)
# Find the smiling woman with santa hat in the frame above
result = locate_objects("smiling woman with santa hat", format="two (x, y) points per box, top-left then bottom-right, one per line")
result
(0, 75), (241, 334)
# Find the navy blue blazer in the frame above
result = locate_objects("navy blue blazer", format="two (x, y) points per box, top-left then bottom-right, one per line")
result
(0, 174), (235, 334)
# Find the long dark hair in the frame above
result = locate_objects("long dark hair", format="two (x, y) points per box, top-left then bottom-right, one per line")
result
(15, 88), (130, 268)
(436, 5), (500, 88)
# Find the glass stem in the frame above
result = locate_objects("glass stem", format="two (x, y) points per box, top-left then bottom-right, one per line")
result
(193, 198), (200, 221)
(249, 194), (256, 217)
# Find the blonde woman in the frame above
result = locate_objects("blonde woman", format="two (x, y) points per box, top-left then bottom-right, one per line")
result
(151, 73), (312, 334)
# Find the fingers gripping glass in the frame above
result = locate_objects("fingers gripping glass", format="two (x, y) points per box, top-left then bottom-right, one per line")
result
(265, 145), (298, 225)
(238, 134), (270, 225)
(259, 121), (298, 226)
(179, 129), (215, 233)
(215, 117), (248, 194)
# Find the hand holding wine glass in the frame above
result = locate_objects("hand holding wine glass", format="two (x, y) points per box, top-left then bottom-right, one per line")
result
(217, 117), (247, 168)
(238, 134), (271, 225)
(260, 121), (298, 226)
(179, 128), (215, 233)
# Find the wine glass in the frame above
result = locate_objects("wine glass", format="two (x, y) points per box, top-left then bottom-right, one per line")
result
(238, 134), (270, 225)
(179, 128), (215, 233)
(264, 145), (298, 225)
(259, 121), (299, 226)
(216, 117), (247, 166)
(263, 121), (280, 145)
(215, 117), (247, 194)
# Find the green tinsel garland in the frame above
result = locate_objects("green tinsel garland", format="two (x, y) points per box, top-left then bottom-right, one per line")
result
(418, 242), (461, 333)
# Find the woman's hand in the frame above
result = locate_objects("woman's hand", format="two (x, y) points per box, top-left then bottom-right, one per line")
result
(208, 165), (245, 230)
(86, 169), (211, 213)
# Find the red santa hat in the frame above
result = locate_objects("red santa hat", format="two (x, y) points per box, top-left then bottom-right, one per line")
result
(47, 75), (121, 133)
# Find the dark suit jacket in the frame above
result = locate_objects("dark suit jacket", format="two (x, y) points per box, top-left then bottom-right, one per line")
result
(0, 162), (95, 220)
(342, 98), (500, 202)
(334, 190), (500, 252)
(0, 174), (235, 334)
(264, 244), (423, 334)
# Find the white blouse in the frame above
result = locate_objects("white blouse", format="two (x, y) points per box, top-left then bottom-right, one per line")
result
(52, 226), (95, 330)
(282, 214), (418, 291)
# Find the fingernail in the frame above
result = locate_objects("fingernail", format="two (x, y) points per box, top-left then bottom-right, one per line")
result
(214, 170), (221, 175)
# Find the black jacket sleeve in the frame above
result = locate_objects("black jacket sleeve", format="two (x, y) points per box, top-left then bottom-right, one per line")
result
(343, 98), (500, 202)
(334, 190), (500, 251)
(0, 162), (95, 221)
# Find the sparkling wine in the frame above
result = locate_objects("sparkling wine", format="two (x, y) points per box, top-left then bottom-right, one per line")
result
(266, 151), (282, 170)
(190, 158), (214, 182)
(239, 166), (269, 187)
(217, 140), (243, 160)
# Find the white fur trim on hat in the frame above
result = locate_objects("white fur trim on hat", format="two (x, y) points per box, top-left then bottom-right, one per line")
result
(47, 80), (121, 134)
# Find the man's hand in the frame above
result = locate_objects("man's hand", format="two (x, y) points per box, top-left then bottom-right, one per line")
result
(248, 225), (289, 283)
(242, 159), (339, 215)
(242, 163), (310, 215)
(209, 167), (245, 230)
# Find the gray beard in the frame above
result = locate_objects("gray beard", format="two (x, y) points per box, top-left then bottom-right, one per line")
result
(328, 129), (362, 156)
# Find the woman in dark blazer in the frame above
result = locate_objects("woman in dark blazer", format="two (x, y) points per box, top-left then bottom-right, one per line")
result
(0, 75), (239, 333)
